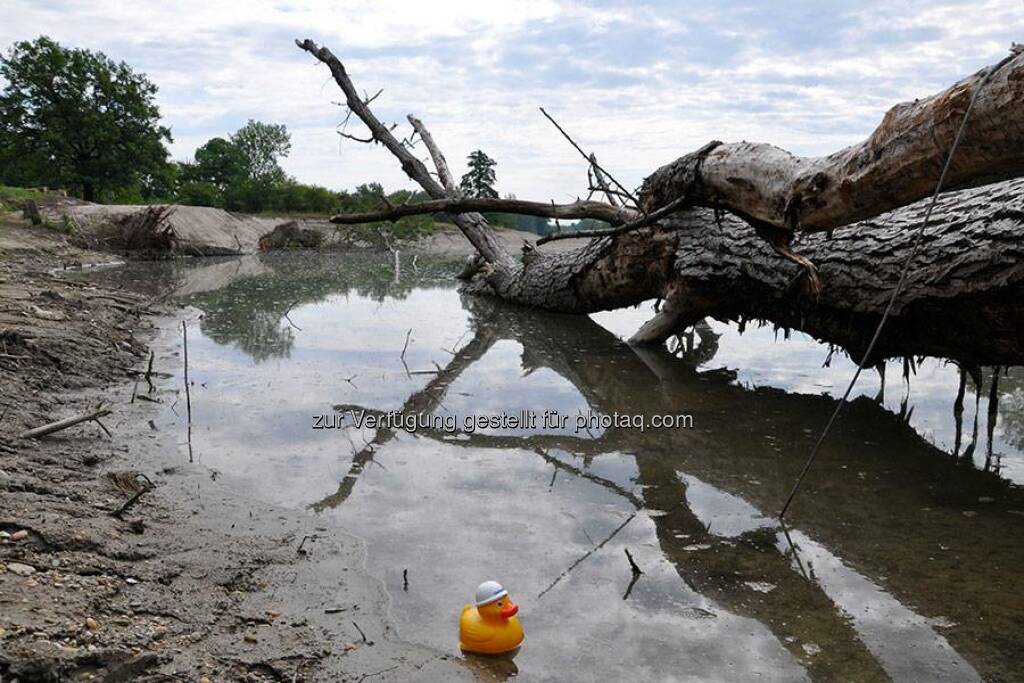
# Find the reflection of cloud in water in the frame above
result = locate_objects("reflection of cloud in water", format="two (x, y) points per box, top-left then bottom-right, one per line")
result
(154, 257), (1021, 681)
(678, 471), (981, 683)
(333, 437), (810, 683)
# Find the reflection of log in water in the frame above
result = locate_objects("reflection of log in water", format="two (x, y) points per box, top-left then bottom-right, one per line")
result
(316, 298), (1021, 681)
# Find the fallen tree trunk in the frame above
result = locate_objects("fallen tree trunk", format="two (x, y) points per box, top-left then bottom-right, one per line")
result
(297, 39), (1024, 365)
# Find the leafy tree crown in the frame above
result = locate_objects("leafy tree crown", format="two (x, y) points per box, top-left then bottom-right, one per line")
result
(0, 36), (171, 201)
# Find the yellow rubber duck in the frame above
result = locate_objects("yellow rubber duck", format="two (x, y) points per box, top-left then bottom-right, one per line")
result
(459, 580), (524, 655)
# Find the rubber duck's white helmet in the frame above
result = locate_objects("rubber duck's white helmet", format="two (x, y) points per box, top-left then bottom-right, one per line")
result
(475, 580), (509, 606)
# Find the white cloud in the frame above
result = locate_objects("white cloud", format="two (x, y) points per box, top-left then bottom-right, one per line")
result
(2, 0), (1020, 199)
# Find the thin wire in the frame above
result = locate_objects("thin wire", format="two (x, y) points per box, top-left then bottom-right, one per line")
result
(778, 56), (1009, 520)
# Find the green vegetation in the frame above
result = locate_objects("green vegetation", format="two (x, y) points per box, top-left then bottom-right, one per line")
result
(0, 184), (45, 206)
(0, 36), (558, 237)
(460, 150), (498, 199)
(0, 36), (170, 202)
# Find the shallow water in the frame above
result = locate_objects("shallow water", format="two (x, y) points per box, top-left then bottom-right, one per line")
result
(102, 252), (1024, 682)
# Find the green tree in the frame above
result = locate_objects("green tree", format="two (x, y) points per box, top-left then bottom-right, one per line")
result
(459, 150), (498, 199)
(189, 137), (247, 189)
(231, 120), (290, 185)
(0, 36), (171, 201)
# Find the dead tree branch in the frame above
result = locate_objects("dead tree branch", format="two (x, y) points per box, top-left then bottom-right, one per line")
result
(330, 196), (632, 226)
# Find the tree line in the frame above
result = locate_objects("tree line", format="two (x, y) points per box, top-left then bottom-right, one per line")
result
(0, 36), (555, 235)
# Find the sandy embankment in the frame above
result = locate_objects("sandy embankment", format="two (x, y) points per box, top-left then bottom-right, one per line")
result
(55, 201), (584, 259)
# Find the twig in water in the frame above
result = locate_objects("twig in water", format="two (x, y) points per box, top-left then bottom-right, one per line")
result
(182, 320), (193, 463)
(145, 350), (155, 393)
(283, 300), (303, 331)
(352, 620), (372, 644)
(401, 329), (412, 360)
(624, 548), (643, 576)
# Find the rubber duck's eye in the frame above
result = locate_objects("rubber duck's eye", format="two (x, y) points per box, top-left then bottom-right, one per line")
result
(496, 601), (503, 606)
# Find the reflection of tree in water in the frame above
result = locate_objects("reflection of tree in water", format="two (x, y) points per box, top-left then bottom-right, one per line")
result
(994, 368), (1024, 449)
(318, 297), (1024, 682)
(182, 252), (460, 362)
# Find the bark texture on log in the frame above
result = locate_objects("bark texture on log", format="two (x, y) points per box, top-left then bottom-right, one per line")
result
(463, 178), (1024, 364)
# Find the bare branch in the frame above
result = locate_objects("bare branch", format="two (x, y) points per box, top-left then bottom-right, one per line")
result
(339, 131), (374, 144)
(296, 38), (508, 263)
(589, 153), (619, 207)
(330, 196), (634, 226)
(539, 107), (640, 209)
(536, 196), (689, 245)
(408, 115), (457, 193)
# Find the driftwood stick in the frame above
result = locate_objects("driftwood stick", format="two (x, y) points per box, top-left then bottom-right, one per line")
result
(112, 486), (152, 519)
(624, 547), (643, 576)
(145, 350), (155, 393)
(330, 196), (631, 226)
(18, 407), (112, 439)
(182, 320), (193, 462)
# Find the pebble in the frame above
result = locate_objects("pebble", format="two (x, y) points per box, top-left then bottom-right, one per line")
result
(11, 530), (28, 541)
(243, 634), (258, 644)
(7, 562), (36, 576)
(85, 617), (99, 630)
(152, 626), (168, 640)
(199, 677), (211, 683)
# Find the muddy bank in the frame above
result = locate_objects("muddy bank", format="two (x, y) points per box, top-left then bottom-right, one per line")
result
(0, 217), (478, 680)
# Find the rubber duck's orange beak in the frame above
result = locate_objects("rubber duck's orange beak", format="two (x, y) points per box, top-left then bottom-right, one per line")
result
(500, 601), (519, 619)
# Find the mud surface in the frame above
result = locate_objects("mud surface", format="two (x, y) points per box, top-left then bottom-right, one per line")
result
(0, 217), (478, 681)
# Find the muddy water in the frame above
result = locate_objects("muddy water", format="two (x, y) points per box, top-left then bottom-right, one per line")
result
(106, 252), (1024, 682)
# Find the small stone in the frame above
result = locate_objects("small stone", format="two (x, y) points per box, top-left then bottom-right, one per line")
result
(978, 496), (995, 503)
(7, 562), (36, 576)
(745, 581), (776, 593)
(802, 642), (822, 657)
(962, 511), (977, 517)
(0, 531), (10, 540)
(151, 626), (168, 641)
(11, 530), (28, 541)
(84, 617), (99, 630)
(265, 609), (281, 619)
(199, 677), (212, 683)
(125, 577), (139, 585)
(682, 543), (712, 551)
(243, 633), (258, 644)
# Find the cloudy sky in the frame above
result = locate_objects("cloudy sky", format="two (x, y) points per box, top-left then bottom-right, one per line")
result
(3, 1), (1020, 201)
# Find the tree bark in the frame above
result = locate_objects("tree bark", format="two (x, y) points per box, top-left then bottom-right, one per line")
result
(297, 39), (1024, 365)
